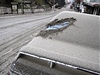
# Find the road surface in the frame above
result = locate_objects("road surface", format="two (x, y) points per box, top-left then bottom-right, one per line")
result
(0, 9), (66, 75)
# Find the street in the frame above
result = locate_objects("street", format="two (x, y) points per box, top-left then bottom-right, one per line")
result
(0, 9), (65, 75)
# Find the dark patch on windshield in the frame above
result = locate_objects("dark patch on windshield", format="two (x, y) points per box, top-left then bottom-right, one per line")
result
(37, 17), (76, 38)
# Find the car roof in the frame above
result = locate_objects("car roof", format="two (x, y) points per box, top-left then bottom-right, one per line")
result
(50, 11), (99, 49)
(20, 11), (100, 73)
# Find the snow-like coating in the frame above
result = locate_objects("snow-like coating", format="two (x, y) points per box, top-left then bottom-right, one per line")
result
(20, 11), (100, 73)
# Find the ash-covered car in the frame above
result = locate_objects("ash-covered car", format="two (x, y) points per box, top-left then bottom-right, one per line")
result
(9, 11), (100, 75)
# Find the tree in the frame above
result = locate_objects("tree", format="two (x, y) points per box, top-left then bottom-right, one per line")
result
(0, 0), (14, 6)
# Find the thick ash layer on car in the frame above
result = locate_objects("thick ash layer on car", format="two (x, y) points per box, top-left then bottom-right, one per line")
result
(37, 17), (76, 37)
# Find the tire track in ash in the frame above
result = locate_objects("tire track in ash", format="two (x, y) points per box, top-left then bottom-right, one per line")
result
(0, 14), (54, 44)
(0, 22), (46, 75)
(0, 21), (46, 59)
(0, 23), (44, 59)
(0, 15), (54, 30)
(0, 19), (50, 59)
(0, 20), (40, 44)
(0, 24), (39, 52)
(0, 16), (52, 52)
(0, 15), (52, 75)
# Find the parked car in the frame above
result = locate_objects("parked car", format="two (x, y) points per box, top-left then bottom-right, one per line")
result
(9, 11), (100, 75)
(83, 0), (100, 15)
